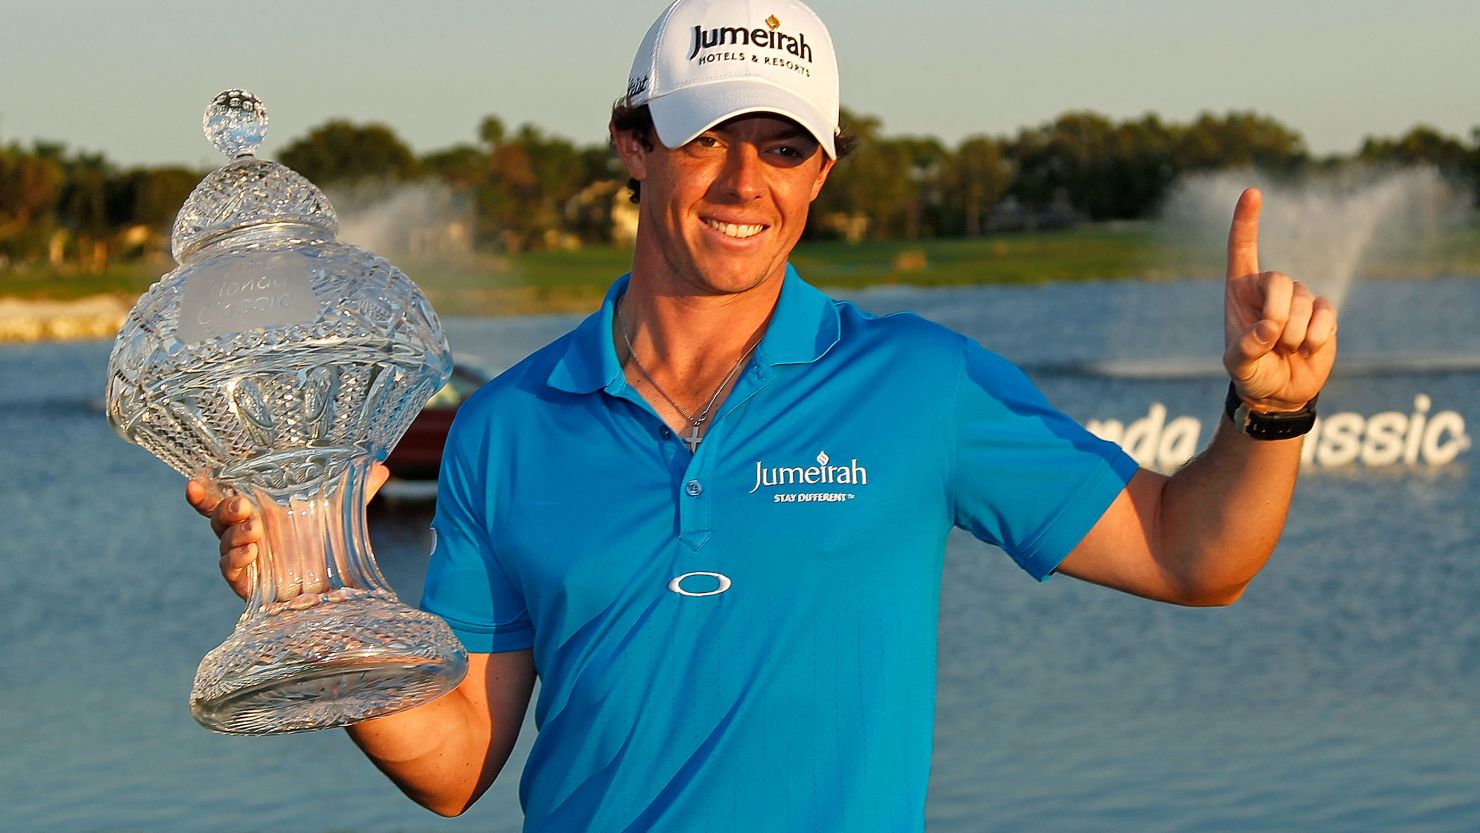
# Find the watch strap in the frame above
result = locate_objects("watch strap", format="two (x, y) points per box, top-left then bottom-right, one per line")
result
(1224, 382), (1319, 440)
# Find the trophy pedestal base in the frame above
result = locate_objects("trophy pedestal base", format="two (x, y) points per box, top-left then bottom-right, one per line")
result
(190, 592), (468, 735)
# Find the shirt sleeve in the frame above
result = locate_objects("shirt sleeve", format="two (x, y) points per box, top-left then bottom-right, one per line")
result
(419, 404), (535, 653)
(951, 335), (1139, 581)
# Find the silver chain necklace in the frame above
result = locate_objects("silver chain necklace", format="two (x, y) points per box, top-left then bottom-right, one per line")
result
(617, 299), (760, 453)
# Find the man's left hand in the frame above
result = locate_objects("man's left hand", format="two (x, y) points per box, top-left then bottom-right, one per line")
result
(1222, 187), (1338, 410)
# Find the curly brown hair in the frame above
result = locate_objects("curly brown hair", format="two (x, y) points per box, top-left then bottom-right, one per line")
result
(609, 100), (855, 203)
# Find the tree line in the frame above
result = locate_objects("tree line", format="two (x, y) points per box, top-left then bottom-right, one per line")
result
(3, 108), (1478, 271)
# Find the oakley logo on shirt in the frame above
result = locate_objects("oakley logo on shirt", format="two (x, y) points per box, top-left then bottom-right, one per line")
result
(668, 571), (732, 596)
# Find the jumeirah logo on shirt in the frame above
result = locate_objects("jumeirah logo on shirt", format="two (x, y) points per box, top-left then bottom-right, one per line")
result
(749, 451), (867, 503)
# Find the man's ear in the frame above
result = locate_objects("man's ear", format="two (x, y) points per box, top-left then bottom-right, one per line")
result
(809, 156), (836, 202)
(610, 123), (648, 182)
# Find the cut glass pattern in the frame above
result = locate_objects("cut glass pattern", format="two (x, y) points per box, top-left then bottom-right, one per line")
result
(105, 91), (466, 734)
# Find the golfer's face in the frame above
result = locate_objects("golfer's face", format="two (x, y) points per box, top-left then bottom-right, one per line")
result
(630, 114), (833, 296)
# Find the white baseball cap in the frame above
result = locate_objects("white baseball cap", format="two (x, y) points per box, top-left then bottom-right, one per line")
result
(625, 0), (840, 158)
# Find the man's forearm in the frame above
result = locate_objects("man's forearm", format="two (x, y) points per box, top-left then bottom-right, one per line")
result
(345, 650), (534, 817)
(345, 688), (495, 816)
(1154, 415), (1305, 603)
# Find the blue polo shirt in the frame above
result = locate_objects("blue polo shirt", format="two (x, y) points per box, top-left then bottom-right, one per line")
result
(422, 267), (1137, 832)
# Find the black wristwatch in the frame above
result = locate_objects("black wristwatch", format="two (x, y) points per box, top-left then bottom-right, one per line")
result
(1224, 382), (1319, 440)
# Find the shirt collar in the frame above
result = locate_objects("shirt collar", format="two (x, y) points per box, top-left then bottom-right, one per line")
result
(545, 265), (840, 395)
(755, 264), (841, 368)
(545, 275), (629, 395)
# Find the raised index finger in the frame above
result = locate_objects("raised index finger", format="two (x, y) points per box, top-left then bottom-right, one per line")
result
(1226, 187), (1262, 281)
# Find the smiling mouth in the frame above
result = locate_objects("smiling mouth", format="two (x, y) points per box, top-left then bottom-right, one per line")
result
(705, 218), (768, 239)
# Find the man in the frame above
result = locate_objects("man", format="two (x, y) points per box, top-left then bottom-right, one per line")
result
(189, 0), (1337, 829)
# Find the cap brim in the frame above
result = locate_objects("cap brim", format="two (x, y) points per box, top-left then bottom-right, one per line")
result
(648, 82), (837, 159)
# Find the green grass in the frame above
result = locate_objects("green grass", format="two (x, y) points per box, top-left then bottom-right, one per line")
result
(0, 258), (162, 302)
(792, 227), (1161, 289)
(395, 227), (1170, 316)
(6, 219), (1479, 317)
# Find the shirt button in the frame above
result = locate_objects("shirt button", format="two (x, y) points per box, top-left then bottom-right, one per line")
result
(685, 479), (703, 497)
(660, 426), (672, 439)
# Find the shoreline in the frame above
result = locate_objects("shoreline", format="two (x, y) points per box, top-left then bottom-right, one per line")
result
(0, 294), (130, 344)
(5, 268), (1478, 346)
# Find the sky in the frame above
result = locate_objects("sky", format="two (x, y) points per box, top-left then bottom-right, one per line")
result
(1, 0), (1477, 170)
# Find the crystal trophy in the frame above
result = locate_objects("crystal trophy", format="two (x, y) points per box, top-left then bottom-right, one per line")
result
(105, 90), (468, 734)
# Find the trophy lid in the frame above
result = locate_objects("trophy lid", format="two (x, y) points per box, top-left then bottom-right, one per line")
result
(171, 90), (339, 263)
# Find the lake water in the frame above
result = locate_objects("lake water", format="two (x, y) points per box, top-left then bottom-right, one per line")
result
(2, 277), (1477, 832)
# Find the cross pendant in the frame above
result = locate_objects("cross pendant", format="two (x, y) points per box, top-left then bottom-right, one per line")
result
(682, 423), (704, 453)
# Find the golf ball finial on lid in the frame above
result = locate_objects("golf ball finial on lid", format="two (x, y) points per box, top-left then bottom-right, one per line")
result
(171, 90), (335, 263)
(203, 89), (269, 159)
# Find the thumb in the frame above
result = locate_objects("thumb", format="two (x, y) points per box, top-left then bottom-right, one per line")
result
(367, 463), (391, 503)
(1226, 319), (1278, 378)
